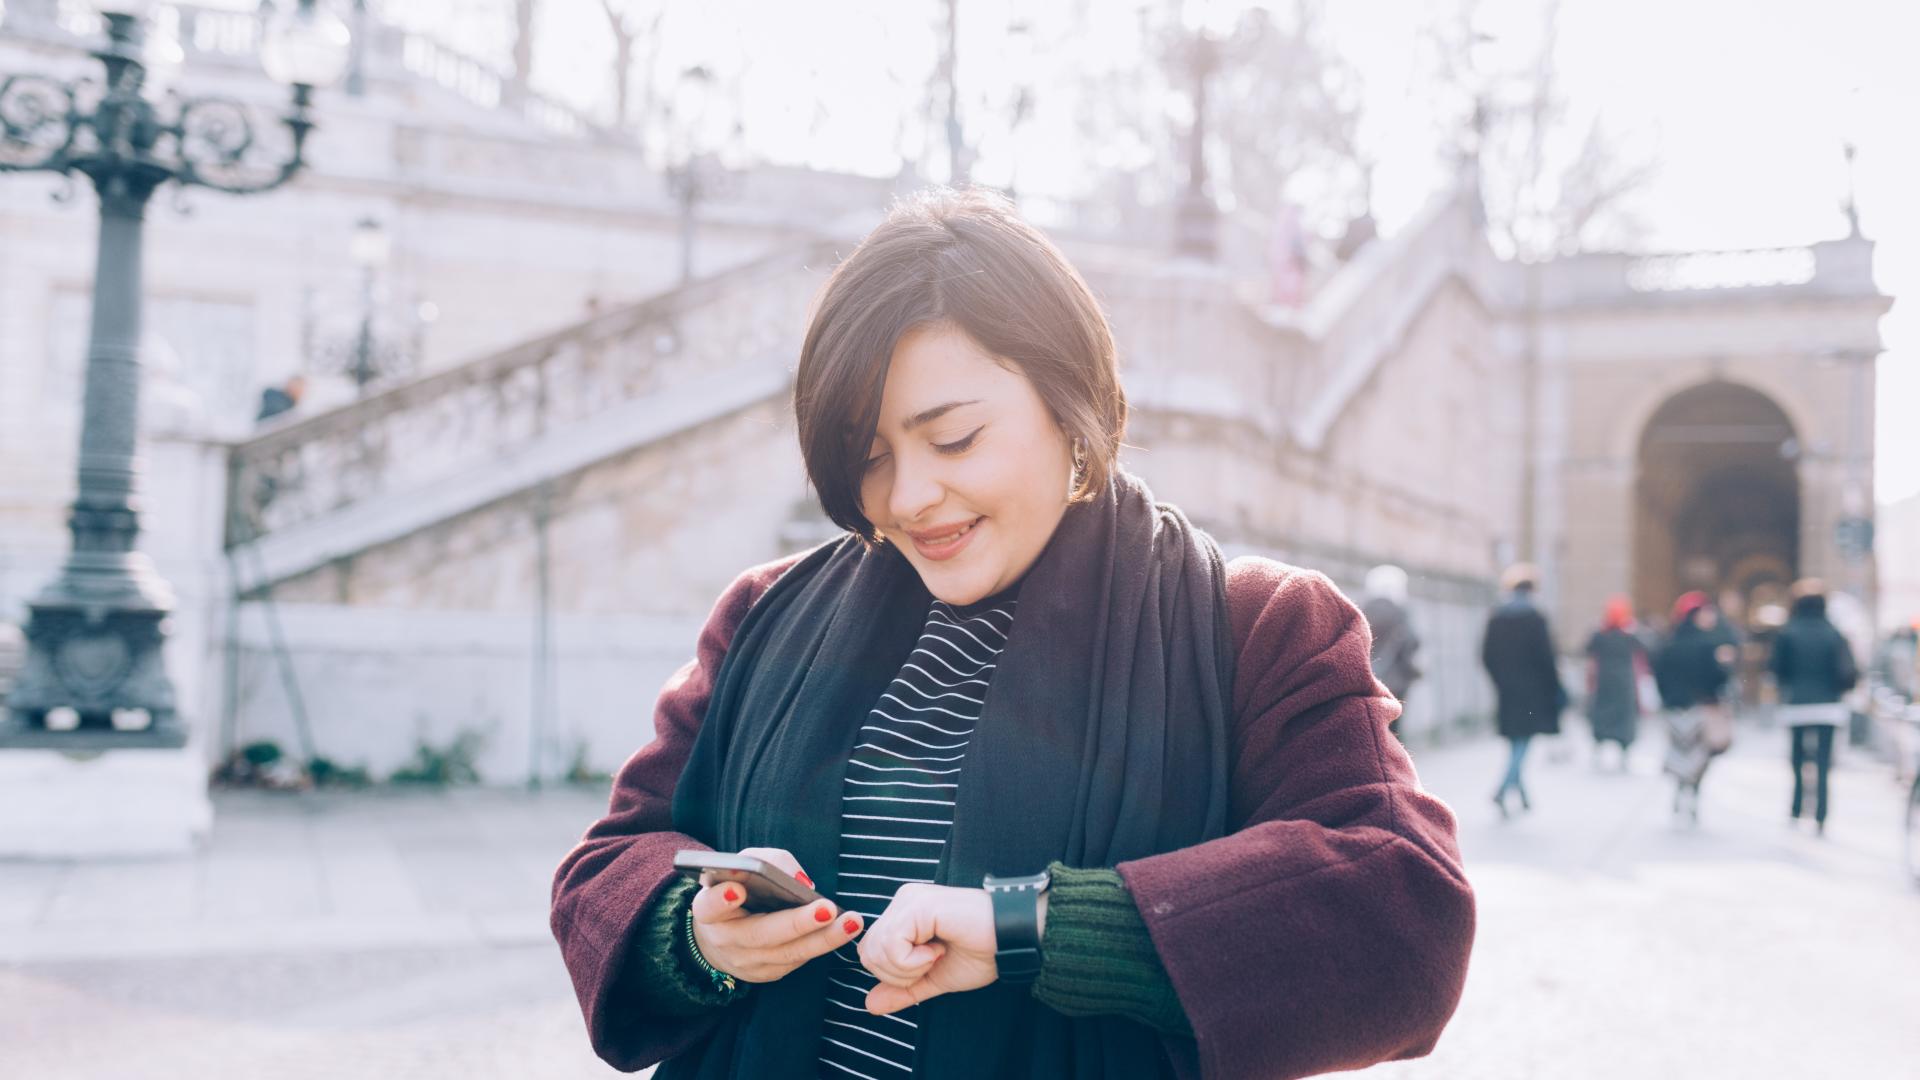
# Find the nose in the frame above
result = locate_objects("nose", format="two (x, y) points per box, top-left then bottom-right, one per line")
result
(888, 450), (945, 527)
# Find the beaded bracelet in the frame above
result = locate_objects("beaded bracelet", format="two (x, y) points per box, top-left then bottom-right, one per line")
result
(682, 905), (740, 997)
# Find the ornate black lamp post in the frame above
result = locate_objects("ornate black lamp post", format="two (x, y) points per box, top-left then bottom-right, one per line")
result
(0, 0), (350, 748)
(328, 214), (411, 392)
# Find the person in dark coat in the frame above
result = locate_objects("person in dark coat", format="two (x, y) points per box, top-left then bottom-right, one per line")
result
(1655, 593), (1734, 824)
(1481, 564), (1564, 817)
(1584, 595), (1647, 769)
(1361, 564), (1422, 740)
(1771, 579), (1858, 836)
(255, 373), (306, 423)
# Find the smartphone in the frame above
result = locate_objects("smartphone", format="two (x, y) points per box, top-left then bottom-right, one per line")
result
(672, 850), (824, 913)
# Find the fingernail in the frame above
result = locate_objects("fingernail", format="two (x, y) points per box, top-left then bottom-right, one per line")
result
(813, 905), (833, 923)
(723, 887), (740, 903)
(795, 870), (814, 887)
(842, 918), (861, 935)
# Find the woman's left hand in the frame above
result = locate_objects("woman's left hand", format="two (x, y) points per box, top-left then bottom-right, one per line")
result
(856, 883), (1003, 1015)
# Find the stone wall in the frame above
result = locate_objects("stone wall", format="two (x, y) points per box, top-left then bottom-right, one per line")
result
(226, 399), (816, 781)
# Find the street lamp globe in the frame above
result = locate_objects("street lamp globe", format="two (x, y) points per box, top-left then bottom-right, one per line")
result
(262, 2), (353, 89)
(349, 216), (391, 268)
(141, 22), (186, 97)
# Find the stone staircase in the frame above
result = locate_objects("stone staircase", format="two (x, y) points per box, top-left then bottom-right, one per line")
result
(218, 182), (1516, 595)
(224, 239), (842, 591)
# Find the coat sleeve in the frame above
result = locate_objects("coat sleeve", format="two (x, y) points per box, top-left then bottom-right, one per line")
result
(1116, 559), (1476, 1080)
(549, 553), (802, 1072)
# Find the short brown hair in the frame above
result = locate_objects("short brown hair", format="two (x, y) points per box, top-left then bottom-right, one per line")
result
(793, 187), (1126, 542)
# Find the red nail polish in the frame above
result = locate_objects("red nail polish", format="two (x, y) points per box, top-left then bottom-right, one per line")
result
(795, 870), (814, 887)
(842, 919), (860, 934)
(814, 906), (833, 923)
(723, 887), (739, 903)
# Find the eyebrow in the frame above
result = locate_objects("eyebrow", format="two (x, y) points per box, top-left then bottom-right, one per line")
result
(900, 400), (981, 432)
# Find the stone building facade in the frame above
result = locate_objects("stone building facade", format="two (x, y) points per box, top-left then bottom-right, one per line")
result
(1, 4), (1893, 782)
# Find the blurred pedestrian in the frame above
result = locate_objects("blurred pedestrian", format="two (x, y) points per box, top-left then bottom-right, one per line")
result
(1584, 595), (1648, 770)
(1771, 579), (1858, 836)
(1874, 621), (1917, 702)
(1656, 592), (1735, 825)
(1481, 564), (1565, 818)
(256, 373), (307, 423)
(1361, 564), (1422, 740)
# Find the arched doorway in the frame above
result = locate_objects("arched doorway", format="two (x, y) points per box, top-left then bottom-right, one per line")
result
(1634, 381), (1800, 627)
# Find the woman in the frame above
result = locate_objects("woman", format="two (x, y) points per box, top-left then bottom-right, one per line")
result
(1480, 564), (1565, 817)
(1584, 595), (1647, 769)
(549, 190), (1474, 1080)
(1656, 593), (1735, 824)
(1771, 579), (1858, 836)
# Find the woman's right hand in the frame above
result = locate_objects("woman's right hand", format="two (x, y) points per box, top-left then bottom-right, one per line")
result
(690, 846), (865, 984)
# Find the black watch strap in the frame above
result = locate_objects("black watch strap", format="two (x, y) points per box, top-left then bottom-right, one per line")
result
(982, 870), (1049, 984)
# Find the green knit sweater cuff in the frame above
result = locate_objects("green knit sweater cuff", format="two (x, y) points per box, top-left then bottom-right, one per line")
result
(628, 874), (745, 1016)
(1031, 862), (1194, 1037)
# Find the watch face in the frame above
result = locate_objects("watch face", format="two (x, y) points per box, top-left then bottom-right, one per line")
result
(986, 871), (1049, 891)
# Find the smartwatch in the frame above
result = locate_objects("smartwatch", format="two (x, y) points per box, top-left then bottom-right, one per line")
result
(981, 869), (1050, 984)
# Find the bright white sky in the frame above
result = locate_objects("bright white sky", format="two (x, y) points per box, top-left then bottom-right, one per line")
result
(380, 0), (1919, 505)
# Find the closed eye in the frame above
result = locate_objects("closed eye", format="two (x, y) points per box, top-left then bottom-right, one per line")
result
(934, 428), (982, 455)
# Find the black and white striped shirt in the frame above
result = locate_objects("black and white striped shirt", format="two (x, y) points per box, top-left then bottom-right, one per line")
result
(816, 590), (1019, 1080)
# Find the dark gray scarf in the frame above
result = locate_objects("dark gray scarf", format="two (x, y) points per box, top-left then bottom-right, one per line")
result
(666, 469), (1233, 1079)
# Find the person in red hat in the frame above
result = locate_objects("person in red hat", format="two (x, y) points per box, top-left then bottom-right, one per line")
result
(1583, 595), (1648, 770)
(1654, 592), (1736, 824)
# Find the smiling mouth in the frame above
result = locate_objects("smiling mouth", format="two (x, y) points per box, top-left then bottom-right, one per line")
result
(906, 517), (981, 544)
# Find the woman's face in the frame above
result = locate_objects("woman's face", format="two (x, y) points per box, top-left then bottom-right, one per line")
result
(860, 323), (1074, 606)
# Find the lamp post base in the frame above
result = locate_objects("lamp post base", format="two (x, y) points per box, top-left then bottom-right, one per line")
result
(0, 746), (211, 857)
(1, 602), (185, 750)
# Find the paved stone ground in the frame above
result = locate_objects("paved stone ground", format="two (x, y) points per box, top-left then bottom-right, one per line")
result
(1372, 718), (1920, 1080)
(2, 717), (1915, 1079)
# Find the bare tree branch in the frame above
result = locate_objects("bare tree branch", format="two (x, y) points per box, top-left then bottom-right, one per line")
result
(1428, 0), (1656, 259)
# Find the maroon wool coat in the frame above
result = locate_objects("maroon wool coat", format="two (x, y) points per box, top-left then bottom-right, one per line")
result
(551, 551), (1476, 1079)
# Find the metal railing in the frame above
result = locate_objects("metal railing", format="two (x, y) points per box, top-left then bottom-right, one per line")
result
(2, 0), (596, 140)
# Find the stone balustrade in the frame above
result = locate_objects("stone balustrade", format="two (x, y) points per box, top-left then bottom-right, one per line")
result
(1539, 238), (1880, 308)
(224, 239), (838, 581)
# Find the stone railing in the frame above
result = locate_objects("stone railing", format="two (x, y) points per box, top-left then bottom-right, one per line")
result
(225, 239), (838, 557)
(0, 0), (596, 140)
(1625, 247), (1816, 292)
(1540, 238), (1879, 308)
(1069, 185), (1503, 456)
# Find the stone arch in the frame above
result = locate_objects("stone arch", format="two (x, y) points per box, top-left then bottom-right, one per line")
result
(1633, 380), (1801, 627)
(1607, 365), (1819, 468)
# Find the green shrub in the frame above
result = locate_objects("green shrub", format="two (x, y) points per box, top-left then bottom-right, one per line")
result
(241, 740), (284, 767)
(307, 756), (372, 788)
(389, 731), (483, 785)
(565, 739), (612, 785)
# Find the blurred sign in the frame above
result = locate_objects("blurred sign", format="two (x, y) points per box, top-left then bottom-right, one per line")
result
(1836, 516), (1874, 561)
